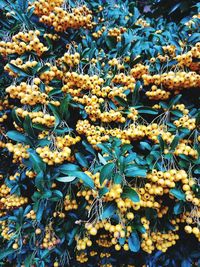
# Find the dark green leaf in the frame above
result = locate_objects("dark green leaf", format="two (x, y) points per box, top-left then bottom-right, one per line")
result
(75, 152), (88, 168)
(128, 231), (140, 252)
(8, 63), (29, 77)
(101, 203), (116, 219)
(170, 136), (180, 151)
(122, 186), (140, 202)
(114, 96), (128, 107)
(7, 130), (32, 145)
(100, 162), (115, 185)
(170, 188), (185, 201)
(64, 171), (94, 189)
(174, 202), (184, 215)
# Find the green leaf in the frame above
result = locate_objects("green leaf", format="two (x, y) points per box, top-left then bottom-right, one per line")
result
(140, 142), (151, 151)
(37, 65), (50, 75)
(29, 149), (46, 173)
(23, 116), (35, 138)
(75, 152), (88, 168)
(99, 187), (109, 197)
(171, 110), (183, 118)
(58, 163), (81, 173)
(98, 153), (107, 165)
(56, 176), (76, 182)
(169, 94), (182, 108)
(35, 171), (44, 191)
(36, 200), (44, 221)
(158, 135), (165, 152)
(48, 103), (60, 129)
(122, 186), (140, 202)
(60, 95), (70, 120)
(64, 171), (94, 189)
(125, 166), (147, 178)
(195, 111), (200, 126)
(137, 107), (158, 115)
(100, 162), (115, 185)
(101, 203), (116, 219)
(82, 140), (96, 156)
(174, 202), (184, 215)
(114, 96), (128, 107)
(12, 109), (22, 126)
(105, 36), (116, 49)
(128, 231), (140, 252)
(0, 249), (14, 260)
(7, 130), (32, 145)
(113, 173), (123, 184)
(170, 188), (185, 201)
(8, 63), (29, 77)
(170, 136), (180, 151)
(132, 81), (140, 106)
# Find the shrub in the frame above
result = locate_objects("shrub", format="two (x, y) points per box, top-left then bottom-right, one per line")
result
(0, 0), (200, 266)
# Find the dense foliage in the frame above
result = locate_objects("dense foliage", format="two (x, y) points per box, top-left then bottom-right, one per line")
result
(0, 0), (200, 266)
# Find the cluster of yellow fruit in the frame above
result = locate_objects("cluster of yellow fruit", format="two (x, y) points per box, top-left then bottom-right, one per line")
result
(108, 27), (127, 41)
(112, 73), (136, 91)
(0, 30), (47, 56)
(44, 33), (60, 40)
(39, 64), (63, 83)
(26, 210), (36, 220)
(147, 169), (186, 186)
(30, 0), (63, 15)
(53, 210), (65, 219)
(0, 113), (7, 123)
(16, 108), (56, 127)
(0, 194), (28, 209)
(0, 220), (13, 240)
(174, 141), (198, 159)
(9, 171), (20, 181)
(176, 43), (200, 69)
(184, 225), (200, 241)
(35, 4), (93, 32)
(76, 119), (146, 146)
(64, 195), (78, 211)
(0, 184), (10, 197)
(36, 146), (72, 165)
(76, 252), (88, 263)
(4, 58), (38, 77)
(141, 229), (179, 253)
(142, 71), (200, 90)
(6, 82), (49, 105)
(108, 58), (124, 69)
(130, 64), (149, 79)
(173, 115), (196, 130)
(135, 18), (150, 27)
(145, 85), (171, 100)
(76, 236), (92, 251)
(25, 170), (36, 179)
(5, 143), (29, 163)
(162, 45), (176, 58)
(62, 71), (104, 93)
(172, 103), (189, 114)
(58, 52), (80, 67)
(92, 26), (106, 38)
(95, 234), (113, 248)
(104, 184), (122, 201)
(35, 134), (80, 164)
(0, 98), (11, 112)
(40, 224), (60, 250)
(84, 221), (133, 251)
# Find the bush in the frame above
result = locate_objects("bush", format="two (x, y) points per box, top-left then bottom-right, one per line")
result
(0, 0), (200, 266)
